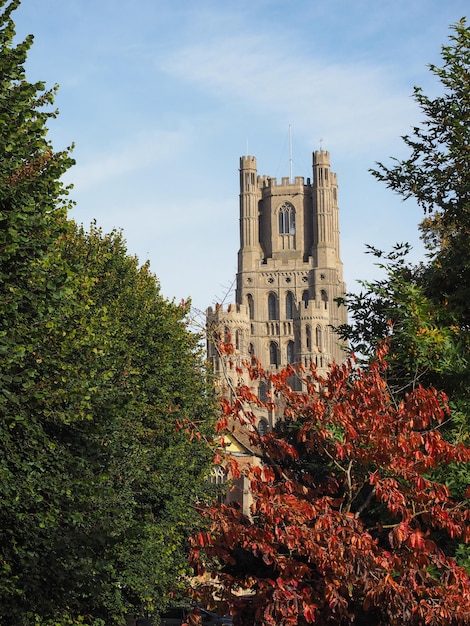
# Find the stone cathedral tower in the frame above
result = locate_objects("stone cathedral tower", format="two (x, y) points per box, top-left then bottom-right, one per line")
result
(207, 149), (347, 433)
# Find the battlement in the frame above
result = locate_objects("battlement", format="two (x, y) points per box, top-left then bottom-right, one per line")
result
(240, 155), (257, 169)
(259, 175), (306, 189)
(313, 149), (330, 165)
(206, 303), (249, 319)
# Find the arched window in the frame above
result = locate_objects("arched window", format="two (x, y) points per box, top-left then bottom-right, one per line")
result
(247, 293), (254, 320)
(287, 340), (295, 364)
(258, 382), (267, 403)
(302, 290), (309, 309)
(210, 465), (226, 486)
(306, 325), (311, 350)
(316, 325), (322, 349)
(278, 202), (296, 234)
(235, 330), (241, 351)
(224, 326), (230, 343)
(268, 293), (278, 320)
(248, 343), (255, 356)
(286, 291), (294, 319)
(269, 341), (279, 367)
(210, 466), (227, 504)
(321, 289), (328, 309)
(258, 419), (268, 437)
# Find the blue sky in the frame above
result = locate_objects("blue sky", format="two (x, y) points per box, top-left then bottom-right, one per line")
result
(13, 0), (468, 313)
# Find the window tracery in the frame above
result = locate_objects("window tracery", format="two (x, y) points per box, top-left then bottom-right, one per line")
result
(278, 202), (296, 234)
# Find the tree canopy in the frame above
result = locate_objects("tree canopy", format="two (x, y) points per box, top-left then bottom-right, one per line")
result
(0, 2), (217, 623)
(334, 23), (470, 560)
(190, 348), (470, 625)
(337, 18), (470, 402)
(372, 18), (470, 330)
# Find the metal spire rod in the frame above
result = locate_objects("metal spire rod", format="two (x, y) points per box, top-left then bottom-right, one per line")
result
(289, 124), (293, 183)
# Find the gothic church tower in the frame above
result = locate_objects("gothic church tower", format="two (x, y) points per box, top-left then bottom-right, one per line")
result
(207, 150), (347, 431)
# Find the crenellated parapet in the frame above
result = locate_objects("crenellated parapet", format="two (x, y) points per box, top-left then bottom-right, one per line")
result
(206, 303), (249, 319)
(260, 175), (307, 189)
(240, 155), (257, 168)
(206, 303), (251, 366)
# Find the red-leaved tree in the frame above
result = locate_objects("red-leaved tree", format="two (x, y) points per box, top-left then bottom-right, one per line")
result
(190, 343), (470, 625)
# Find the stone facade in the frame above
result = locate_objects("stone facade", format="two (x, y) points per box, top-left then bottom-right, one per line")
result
(207, 149), (347, 408)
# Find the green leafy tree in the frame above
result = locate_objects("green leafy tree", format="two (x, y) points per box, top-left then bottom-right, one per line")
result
(337, 18), (470, 405)
(373, 18), (470, 330)
(0, 3), (217, 624)
(337, 244), (469, 402)
(54, 224), (217, 623)
(336, 18), (470, 574)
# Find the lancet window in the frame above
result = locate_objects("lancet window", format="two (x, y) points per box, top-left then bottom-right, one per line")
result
(287, 340), (295, 364)
(247, 294), (254, 320)
(269, 341), (279, 367)
(278, 202), (296, 234)
(268, 292), (278, 320)
(286, 291), (294, 319)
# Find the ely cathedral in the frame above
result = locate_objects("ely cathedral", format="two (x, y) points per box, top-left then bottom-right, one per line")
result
(207, 149), (347, 450)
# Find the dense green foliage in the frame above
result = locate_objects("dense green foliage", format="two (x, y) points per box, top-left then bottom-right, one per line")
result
(337, 18), (470, 574)
(337, 18), (470, 405)
(0, 2), (217, 623)
(374, 18), (470, 331)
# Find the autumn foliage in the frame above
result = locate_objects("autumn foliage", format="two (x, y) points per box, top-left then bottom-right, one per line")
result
(190, 343), (470, 625)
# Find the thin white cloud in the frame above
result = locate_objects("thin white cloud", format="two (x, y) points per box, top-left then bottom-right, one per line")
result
(160, 32), (416, 152)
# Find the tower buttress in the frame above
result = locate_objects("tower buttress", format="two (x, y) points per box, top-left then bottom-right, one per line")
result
(311, 149), (345, 333)
(238, 156), (262, 277)
(312, 150), (340, 268)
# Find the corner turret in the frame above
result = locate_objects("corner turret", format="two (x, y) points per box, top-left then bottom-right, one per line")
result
(238, 155), (263, 274)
